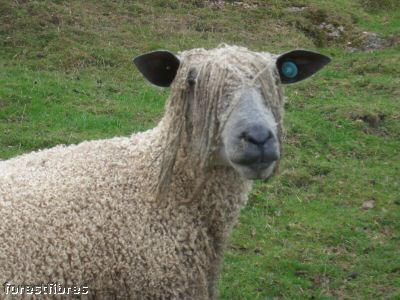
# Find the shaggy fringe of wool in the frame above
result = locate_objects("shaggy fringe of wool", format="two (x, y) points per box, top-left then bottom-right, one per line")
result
(155, 44), (284, 202)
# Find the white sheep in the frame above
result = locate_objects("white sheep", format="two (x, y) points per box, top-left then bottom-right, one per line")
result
(0, 44), (330, 299)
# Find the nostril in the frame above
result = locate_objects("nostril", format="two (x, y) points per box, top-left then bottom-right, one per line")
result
(241, 128), (272, 146)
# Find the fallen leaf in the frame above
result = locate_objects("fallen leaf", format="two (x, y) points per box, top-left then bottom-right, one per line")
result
(251, 227), (257, 237)
(362, 200), (375, 210)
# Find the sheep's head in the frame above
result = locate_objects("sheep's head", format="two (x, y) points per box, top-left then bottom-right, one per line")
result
(134, 45), (330, 181)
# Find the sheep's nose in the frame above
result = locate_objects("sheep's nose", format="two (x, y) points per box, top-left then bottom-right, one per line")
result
(237, 125), (280, 165)
(241, 125), (273, 146)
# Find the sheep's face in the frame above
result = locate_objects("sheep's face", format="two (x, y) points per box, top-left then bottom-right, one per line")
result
(134, 46), (330, 180)
(218, 86), (280, 180)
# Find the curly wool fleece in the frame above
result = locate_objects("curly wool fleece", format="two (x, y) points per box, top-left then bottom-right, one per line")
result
(0, 45), (284, 299)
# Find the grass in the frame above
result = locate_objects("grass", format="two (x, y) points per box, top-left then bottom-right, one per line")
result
(1, 0), (399, 299)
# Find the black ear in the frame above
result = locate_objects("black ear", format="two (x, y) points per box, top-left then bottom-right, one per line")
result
(133, 50), (180, 87)
(276, 50), (331, 84)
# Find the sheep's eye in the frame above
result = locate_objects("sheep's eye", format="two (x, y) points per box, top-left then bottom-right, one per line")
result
(187, 68), (197, 87)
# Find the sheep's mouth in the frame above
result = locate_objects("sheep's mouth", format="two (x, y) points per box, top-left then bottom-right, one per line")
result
(230, 160), (277, 180)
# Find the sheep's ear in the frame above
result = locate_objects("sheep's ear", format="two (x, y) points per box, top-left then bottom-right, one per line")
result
(276, 50), (331, 84)
(133, 50), (180, 87)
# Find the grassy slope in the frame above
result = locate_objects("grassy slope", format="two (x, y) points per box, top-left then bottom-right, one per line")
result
(0, 0), (399, 299)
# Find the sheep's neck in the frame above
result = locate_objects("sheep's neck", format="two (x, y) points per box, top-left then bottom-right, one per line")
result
(200, 166), (251, 246)
(168, 157), (252, 248)
(167, 162), (252, 293)
(159, 117), (252, 249)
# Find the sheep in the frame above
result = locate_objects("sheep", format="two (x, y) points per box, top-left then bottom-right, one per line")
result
(0, 44), (330, 299)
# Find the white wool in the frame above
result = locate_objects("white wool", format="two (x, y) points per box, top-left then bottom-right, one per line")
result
(0, 44), (284, 299)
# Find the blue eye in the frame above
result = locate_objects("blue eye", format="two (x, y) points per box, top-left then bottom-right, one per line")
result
(281, 61), (298, 78)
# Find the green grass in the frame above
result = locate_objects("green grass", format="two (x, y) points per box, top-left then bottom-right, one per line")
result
(1, 1), (399, 299)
